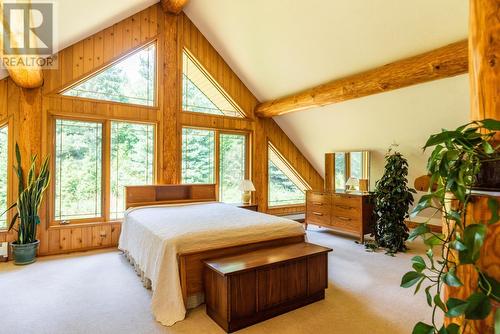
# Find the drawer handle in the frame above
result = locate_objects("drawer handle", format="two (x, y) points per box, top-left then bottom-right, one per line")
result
(336, 216), (351, 221)
(312, 212), (324, 216)
(337, 205), (353, 210)
(313, 202), (324, 206)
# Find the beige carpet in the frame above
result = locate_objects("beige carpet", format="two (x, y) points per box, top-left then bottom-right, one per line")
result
(0, 227), (433, 334)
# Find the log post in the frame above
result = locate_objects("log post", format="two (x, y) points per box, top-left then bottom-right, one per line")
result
(443, 1), (500, 333)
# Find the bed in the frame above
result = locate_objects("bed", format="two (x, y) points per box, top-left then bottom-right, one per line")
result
(118, 184), (306, 326)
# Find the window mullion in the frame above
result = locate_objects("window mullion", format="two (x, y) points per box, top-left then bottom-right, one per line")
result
(215, 130), (220, 201)
(102, 120), (111, 222)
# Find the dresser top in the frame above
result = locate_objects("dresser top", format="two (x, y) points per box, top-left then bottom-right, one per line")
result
(308, 190), (372, 197)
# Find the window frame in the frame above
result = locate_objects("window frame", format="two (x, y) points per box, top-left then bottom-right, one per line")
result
(0, 117), (13, 231)
(181, 48), (246, 119)
(267, 141), (311, 209)
(48, 115), (157, 226)
(59, 40), (159, 109)
(180, 126), (251, 202)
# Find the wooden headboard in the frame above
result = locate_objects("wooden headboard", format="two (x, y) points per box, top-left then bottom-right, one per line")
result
(125, 184), (217, 209)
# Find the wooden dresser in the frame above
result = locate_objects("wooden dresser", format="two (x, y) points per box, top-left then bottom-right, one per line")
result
(306, 190), (374, 243)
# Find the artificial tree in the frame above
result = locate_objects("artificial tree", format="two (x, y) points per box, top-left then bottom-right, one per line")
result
(367, 147), (416, 255)
(400, 119), (499, 334)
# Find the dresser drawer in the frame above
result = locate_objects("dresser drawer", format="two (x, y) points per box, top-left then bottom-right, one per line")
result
(307, 192), (331, 206)
(332, 202), (361, 218)
(307, 210), (331, 226)
(330, 215), (359, 232)
(332, 194), (360, 207)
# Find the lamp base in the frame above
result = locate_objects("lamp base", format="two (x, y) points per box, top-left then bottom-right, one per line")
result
(241, 191), (251, 204)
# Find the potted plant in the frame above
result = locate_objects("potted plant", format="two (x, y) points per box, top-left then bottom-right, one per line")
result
(366, 147), (416, 255)
(3, 144), (50, 265)
(400, 119), (499, 334)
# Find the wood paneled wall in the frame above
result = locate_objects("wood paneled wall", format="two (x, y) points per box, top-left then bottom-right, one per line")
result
(0, 4), (323, 256)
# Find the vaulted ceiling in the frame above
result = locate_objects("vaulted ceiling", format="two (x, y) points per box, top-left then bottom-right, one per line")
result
(184, 0), (468, 102)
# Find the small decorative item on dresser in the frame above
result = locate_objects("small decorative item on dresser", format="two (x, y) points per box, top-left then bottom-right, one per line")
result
(358, 179), (369, 192)
(238, 179), (255, 204)
(345, 177), (358, 192)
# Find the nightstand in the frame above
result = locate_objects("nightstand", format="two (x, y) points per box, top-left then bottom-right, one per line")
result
(233, 203), (258, 212)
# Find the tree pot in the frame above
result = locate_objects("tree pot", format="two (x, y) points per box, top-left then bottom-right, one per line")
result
(10, 240), (40, 265)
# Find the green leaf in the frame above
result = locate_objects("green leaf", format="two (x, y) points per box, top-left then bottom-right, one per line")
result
(434, 294), (446, 311)
(445, 210), (462, 224)
(443, 268), (462, 287)
(445, 323), (460, 334)
(481, 118), (500, 131)
(459, 224), (487, 264)
(411, 195), (434, 217)
(426, 249), (435, 269)
(445, 298), (468, 318)
(414, 276), (425, 294)
(401, 271), (424, 288)
(465, 292), (492, 320)
(425, 286), (432, 307)
(412, 322), (435, 334)
(450, 239), (467, 251)
(424, 131), (458, 148)
(478, 272), (500, 302)
(411, 256), (426, 272)
(488, 198), (499, 225)
(424, 234), (444, 246)
(409, 224), (430, 241)
(482, 141), (495, 154)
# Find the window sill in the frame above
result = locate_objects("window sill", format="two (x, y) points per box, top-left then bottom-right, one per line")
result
(49, 220), (123, 230)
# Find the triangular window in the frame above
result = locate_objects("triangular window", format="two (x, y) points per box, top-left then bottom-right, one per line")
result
(268, 143), (310, 207)
(182, 49), (244, 118)
(62, 43), (156, 107)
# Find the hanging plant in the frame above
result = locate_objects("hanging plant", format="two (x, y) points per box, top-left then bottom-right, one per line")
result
(366, 147), (416, 255)
(400, 119), (500, 334)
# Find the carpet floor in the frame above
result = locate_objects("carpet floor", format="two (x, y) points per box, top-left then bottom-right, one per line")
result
(0, 226), (433, 334)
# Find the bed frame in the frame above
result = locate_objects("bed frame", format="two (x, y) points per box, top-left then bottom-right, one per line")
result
(124, 184), (305, 305)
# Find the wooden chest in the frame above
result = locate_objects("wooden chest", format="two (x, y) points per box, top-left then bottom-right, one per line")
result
(204, 243), (332, 333)
(306, 191), (373, 243)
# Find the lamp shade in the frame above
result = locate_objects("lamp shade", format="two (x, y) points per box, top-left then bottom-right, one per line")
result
(239, 179), (256, 191)
(345, 177), (359, 187)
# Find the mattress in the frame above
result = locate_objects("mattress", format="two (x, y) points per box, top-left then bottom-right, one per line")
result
(118, 202), (305, 326)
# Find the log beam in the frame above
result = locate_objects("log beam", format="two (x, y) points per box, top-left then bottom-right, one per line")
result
(6, 66), (44, 89)
(255, 40), (469, 118)
(161, 0), (189, 14)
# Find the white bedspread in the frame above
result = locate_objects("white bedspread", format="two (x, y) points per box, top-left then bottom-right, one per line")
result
(118, 202), (305, 326)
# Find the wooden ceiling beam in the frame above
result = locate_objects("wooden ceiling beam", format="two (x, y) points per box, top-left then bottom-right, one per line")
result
(161, 0), (189, 14)
(255, 40), (468, 118)
(6, 66), (44, 89)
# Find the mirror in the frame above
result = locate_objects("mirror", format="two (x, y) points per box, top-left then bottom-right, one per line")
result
(325, 151), (371, 192)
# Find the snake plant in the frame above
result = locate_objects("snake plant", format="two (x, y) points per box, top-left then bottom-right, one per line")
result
(3, 144), (50, 244)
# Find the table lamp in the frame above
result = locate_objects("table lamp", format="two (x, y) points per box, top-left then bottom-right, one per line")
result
(239, 180), (256, 204)
(345, 177), (359, 192)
